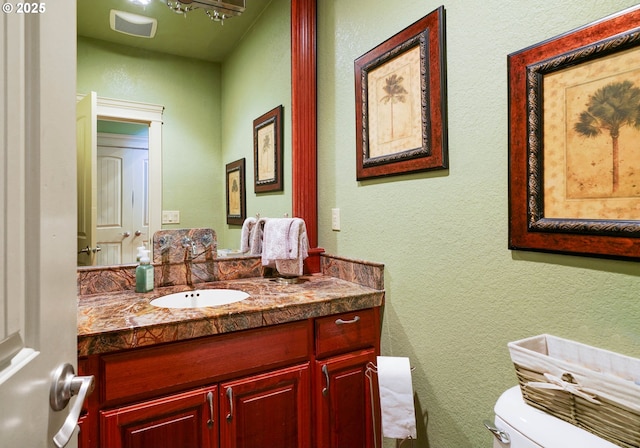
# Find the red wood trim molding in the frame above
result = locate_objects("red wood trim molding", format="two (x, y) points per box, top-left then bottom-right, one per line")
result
(292, 0), (323, 273)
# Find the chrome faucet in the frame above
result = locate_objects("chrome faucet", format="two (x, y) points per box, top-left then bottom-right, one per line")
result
(181, 236), (197, 287)
(158, 235), (173, 253)
(182, 236), (197, 257)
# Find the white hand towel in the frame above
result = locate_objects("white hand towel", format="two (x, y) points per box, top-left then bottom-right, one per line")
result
(250, 218), (268, 255)
(240, 217), (256, 253)
(261, 218), (309, 275)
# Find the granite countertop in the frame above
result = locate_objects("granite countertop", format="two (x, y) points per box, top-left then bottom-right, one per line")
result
(78, 274), (384, 357)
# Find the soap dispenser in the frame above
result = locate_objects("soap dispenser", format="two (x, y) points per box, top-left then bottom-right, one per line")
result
(135, 250), (154, 293)
(136, 245), (146, 262)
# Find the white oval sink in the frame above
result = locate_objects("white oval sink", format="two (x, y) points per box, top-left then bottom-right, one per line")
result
(150, 289), (250, 309)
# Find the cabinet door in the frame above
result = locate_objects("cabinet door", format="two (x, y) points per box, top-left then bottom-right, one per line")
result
(100, 386), (218, 448)
(78, 415), (92, 448)
(220, 363), (311, 448)
(315, 348), (379, 448)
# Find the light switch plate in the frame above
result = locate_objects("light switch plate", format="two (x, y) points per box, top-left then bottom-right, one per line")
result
(331, 208), (340, 231)
(162, 210), (180, 224)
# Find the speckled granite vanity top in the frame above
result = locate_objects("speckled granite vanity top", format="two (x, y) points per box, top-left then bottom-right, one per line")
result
(78, 272), (384, 357)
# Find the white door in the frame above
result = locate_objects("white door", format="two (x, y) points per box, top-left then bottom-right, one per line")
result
(76, 92), (98, 266)
(96, 142), (149, 264)
(0, 4), (85, 448)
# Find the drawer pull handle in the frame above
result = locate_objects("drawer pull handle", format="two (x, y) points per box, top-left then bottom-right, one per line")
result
(335, 316), (360, 325)
(206, 391), (214, 429)
(322, 364), (330, 396)
(226, 387), (234, 422)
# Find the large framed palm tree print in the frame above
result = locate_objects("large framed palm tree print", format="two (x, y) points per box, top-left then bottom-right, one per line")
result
(508, 5), (640, 260)
(355, 6), (447, 180)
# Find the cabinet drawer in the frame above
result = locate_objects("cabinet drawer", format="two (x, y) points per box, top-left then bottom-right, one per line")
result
(315, 309), (377, 358)
(100, 320), (310, 406)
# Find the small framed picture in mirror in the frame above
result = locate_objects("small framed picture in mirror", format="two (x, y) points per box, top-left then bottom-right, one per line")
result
(253, 105), (283, 193)
(226, 158), (246, 226)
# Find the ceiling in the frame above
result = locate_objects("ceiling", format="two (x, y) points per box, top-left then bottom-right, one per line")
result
(77, 0), (272, 62)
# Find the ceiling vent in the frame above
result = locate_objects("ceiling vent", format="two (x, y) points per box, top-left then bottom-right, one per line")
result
(109, 10), (157, 38)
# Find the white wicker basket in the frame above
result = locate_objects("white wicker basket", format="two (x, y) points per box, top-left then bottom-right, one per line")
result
(508, 334), (640, 448)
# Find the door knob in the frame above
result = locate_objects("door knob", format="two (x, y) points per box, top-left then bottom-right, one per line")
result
(122, 231), (131, 238)
(49, 363), (95, 448)
(78, 246), (101, 255)
(134, 230), (142, 236)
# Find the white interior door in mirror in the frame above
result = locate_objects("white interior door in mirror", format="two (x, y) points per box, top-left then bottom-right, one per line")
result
(76, 92), (97, 266)
(96, 134), (149, 265)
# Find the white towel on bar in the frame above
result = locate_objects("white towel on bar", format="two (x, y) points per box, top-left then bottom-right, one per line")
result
(261, 218), (309, 276)
(250, 218), (268, 256)
(240, 217), (257, 253)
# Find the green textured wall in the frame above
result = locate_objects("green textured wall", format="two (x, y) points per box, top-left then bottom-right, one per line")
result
(77, 0), (291, 249)
(219, 0), (292, 248)
(317, 1), (640, 447)
(77, 37), (224, 234)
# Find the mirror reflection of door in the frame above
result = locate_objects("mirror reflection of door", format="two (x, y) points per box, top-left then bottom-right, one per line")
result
(76, 93), (163, 266)
(96, 123), (149, 265)
(77, 92), (97, 266)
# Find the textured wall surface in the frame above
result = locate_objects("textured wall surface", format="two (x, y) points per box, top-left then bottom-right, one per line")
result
(77, 37), (224, 233)
(220, 0), (292, 248)
(77, 0), (291, 249)
(316, 1), (640, 446)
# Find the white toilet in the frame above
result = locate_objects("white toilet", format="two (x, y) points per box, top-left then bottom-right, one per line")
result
(486, 386), (619, 447)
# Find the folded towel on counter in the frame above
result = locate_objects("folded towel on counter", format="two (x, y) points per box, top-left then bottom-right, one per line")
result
(240, 217), (257, 253)
(261, 218), (309, 276)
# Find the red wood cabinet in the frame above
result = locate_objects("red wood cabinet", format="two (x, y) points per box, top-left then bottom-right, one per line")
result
(79, 308), (380, 448)
(220, 364), (310, 448)
(314, 349), (378, 448)
(100, 386), (218, 448)
(313, 310), (380, 448)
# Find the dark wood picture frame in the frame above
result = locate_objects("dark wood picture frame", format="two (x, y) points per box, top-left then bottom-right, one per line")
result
(226, 158), (246, 226)
(508, 5), (640, 260)
(253, 105), (283, 193)
(355, 6), (447, 180)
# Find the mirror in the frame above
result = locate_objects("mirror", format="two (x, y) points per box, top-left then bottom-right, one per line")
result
(94, 120), (149, 266)
(77, 0), (317, 267)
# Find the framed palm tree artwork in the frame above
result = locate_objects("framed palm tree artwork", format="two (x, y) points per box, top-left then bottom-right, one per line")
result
(355, 6), (447, 180)
(226, 158), (246, 226)
(508, 4), (640, 260)
(253, 105), (283, 193)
